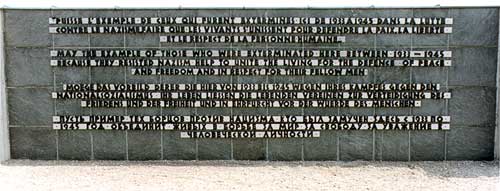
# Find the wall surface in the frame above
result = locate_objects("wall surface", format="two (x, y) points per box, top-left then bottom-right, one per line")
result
(0, 9), (10, 161)
(2, 8), (498, 161)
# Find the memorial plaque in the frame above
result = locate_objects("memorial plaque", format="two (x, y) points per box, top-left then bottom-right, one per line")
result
(49, 16), (453, 137)
(3, 8), (498, 161)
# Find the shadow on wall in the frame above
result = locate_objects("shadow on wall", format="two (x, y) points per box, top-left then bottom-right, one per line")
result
(1, 159), (498, 178)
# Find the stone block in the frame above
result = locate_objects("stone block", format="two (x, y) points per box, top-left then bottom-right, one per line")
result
(341, 35), (376, 48)
(230, 9), (268, 17)
(449, 8), (498, 47)
(4, 10), (51, 47)
(126, 34), (159, 47)
(127, 131), (161, 160)
(54, 34), (90, 47)
(235, 75), (267, 84)
(411, 67), (447, 86)
(54, 67), (90, 88)
(267, 107), (303, 116)
(157, 10), (195, 17)
(449, 47), (497, 87)
(161, 75), (196, 84)
(196, 75), (232, 84)
(51, 10), (92, 18)
(376, 34), (412, 48)
(161, 108), (196, 116)
(268, 75), (303, 83)
(412, 34), (449, 47)
(304, 131), (337, 161)
(8, 88), (53, 126)
(9, 127), (57, 159)
(411, 99), (446, 116)
(91, 108), (126, 116)
(303, 108), (338, 116)
(90, 67), (126, 84)
(447, 126), (494, 160)
(375, 131), (409, 161)
(339, 131), (373, 160)
(90, 34), (124, 47)
(55, 99), (90, 116)
(231, 107), (268, 116)
(449, 86), (496, 127)
(374, 67), (411, 84)
(375, 108), (411, 116)
(197, 107), (231, 116)
(6, 48), (52, 87)
(233, 139), (267, 160)
(338, 108), (374, 116)
(197, 139), (232, 160)
(58, 130), (92, 160)
(268, 138), (302, 161)
(410, 131), (445, 161)
(162, 131), (196, 160)
(92, 131), (127, 160)
(126, 108), (161, 116)
(303, 75), (338, 84)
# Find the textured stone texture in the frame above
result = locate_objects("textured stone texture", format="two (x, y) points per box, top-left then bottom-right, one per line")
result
(127, 131), (162, 160)
(447, 126), (495, 160)
(449, 8), (499, 47)
(375, 131), (409, 161)
(412, 100), (446, 116)
(0, 9), (9, 161)
(92, 131), (127, 160)
(6, 47), (52, 87)
(449, 86), (496, 127)
(9, 127), (57, 159)
(91, 67), (126, 84)
(339, 131), (373, 161)
(410, 131), (445, 161)
(374, 67), (411, 84)
(449, 47), (498, 87)
(8, 88), (53, 126)
(197, 139), (232, 160)
(54, 67), (90, 88)
(58, 130), (92, 160)
(3, 8), (499, 161)
(233, 139), (267, 160)
(304, 131), (337, 161)
(162, 131), (196, 160)
(4, 10), (51, 47)
(411, 67), (447, 91)
(268, 139), (303, 161)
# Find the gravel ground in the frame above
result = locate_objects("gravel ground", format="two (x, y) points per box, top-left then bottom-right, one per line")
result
(0, 160), (498, 191)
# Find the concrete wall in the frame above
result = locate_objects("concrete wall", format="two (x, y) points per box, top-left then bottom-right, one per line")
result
(0, 9), (10, 161)
(1, 8), (498, 161)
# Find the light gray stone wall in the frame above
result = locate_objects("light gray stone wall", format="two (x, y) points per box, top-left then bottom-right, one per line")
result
(0, 9), (11, 161)
(1, 8), (498, 161)
(496, 10), (500, 161)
